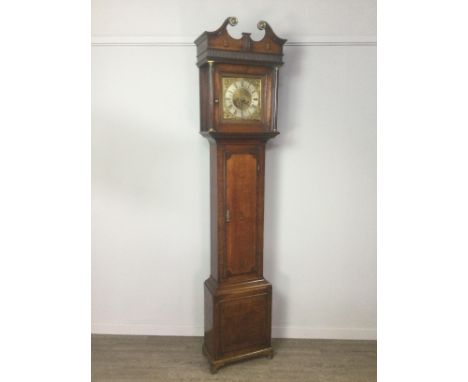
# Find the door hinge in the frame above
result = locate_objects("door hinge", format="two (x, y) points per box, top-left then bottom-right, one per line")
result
(226, 208), (230, 223)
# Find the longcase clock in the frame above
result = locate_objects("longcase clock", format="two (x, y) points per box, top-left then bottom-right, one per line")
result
(195, 17), (286, 373)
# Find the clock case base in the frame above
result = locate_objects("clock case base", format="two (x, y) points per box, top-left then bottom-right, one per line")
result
(203, 342), (274, 374)
(203, 277), (273, 373)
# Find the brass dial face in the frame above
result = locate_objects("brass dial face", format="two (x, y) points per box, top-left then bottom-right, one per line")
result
(222, 77), (262, 120)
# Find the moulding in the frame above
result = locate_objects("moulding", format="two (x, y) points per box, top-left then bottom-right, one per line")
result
(92, 323), (377, 340)
(92, 35), (376, 47)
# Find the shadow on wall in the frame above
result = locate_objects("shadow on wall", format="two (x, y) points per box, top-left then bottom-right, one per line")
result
(264, 45), (303, 333)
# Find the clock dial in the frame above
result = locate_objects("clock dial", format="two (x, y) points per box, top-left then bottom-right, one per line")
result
(222, 77), (262, 120)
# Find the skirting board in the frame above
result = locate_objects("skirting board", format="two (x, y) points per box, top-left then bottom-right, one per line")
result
(92, 323), (376, 340)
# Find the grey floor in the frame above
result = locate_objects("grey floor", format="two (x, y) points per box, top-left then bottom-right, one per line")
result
(92, 335), (376, 382)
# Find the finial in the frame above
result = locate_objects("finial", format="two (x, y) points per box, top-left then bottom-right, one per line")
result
(228, 17), (238, 26)
(257, 20), (267, 30)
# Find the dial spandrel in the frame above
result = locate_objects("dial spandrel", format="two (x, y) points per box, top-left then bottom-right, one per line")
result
(222, 77), (262, 120)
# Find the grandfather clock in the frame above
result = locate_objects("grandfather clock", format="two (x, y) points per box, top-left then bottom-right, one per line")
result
(195, 17), (286, 373)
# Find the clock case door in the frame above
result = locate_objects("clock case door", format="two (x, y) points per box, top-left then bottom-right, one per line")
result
(214, 64), (273, 132)
(217, 142), (265, 284)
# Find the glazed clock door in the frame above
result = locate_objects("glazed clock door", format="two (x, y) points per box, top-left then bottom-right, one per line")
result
(222, 144), (264, 282)
(212, 63), (273, 132)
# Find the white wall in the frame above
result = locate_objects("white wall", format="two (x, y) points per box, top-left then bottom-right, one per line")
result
(92, 0), (376, 339)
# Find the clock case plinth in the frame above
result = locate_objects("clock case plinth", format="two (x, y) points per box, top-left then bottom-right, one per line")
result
(195, 18), (286, 373)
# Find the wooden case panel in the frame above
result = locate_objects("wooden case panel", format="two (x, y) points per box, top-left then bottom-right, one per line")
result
(198, 66), (209, 132)
(219, 292), (271, 355)
(204, 284), (215, 357)
(225, 151), (258, 276)
(220, 143), (265, 282)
